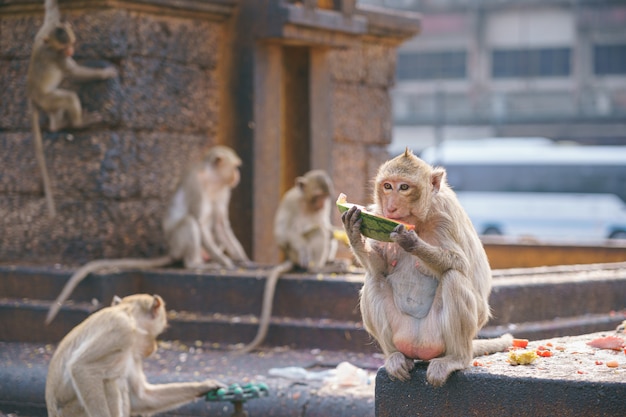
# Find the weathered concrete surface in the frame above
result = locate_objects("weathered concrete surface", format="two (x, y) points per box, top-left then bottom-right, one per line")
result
(2, 332), (625, 417)
(376, 332), (626, 417)
(0, 341), (380, 417)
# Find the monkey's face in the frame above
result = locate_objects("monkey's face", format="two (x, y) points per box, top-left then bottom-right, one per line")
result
(46, 24), (76, 57)
(223, 162), (241, 188)
(298, 171), (332, 212)
(377, 178), (420, 223)
(208, 149), (241, 189)
(307, 190), (329, 212)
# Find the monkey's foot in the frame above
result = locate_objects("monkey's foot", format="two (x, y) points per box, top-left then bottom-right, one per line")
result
(385, 351), (414, 381)
(426, 356), (467, 387)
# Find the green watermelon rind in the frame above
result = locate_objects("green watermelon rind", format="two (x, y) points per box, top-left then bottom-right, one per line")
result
(337, 201), (413, 243)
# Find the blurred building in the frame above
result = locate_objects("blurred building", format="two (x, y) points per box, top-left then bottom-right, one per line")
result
(363, 0), (626, 151)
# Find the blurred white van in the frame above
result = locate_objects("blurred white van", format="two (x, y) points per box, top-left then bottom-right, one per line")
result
(456, 191), (626, 242)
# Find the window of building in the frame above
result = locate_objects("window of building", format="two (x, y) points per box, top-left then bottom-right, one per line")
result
(594, 44), (626, 75)
(492, 47), (571, 78)
(397, 51), (467, 80)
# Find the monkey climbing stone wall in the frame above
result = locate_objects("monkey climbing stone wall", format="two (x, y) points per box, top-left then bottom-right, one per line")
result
(0, 6), (225, 264)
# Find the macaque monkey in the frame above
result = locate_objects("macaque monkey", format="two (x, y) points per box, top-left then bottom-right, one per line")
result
(46, 293), (224, 416)
(341, 149), (512, 386)
(27, 0), (118, 217)
(46, 146), (250, 324)
(238, 170), (345, 353)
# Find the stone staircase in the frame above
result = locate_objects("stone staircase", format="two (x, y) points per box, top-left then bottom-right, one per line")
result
(1, 262), (625, 349)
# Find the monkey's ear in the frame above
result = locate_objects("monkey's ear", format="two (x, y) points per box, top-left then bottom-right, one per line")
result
(296, 176), (306, 190)
(112, 295), (123, 306)
(151, 295), (162, 317)
(431, 168), (445, 193)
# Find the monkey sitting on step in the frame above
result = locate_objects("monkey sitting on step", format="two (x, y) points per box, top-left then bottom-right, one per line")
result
(342, 149), (512, 386)
(27, 0), (118, 217)
(237, 170), (349, 353)
(46, 146), (250, 324)
(46, 293), (224, 417)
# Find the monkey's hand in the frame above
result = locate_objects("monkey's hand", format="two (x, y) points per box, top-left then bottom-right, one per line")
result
(101, 66), (118, 79)
(341, 206), (365, 249)
(390, 224), (420, 253)
(198, 379), (227, 397)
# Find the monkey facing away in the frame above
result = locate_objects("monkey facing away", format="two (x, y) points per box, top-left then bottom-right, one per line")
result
(46, 145), (250, 324)
(27, 0), (118, 217)
(238, 169), (347, 353)
(341, 149), (512, 386)
(46, 293), (224, 417)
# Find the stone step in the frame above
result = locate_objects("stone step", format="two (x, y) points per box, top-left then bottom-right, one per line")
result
(481, 311), (625, 341)
(1, 263), (625, 351)
(0, 297), (373, 352)
(487, 262), (626, 327)
(0, 265), (363, 320)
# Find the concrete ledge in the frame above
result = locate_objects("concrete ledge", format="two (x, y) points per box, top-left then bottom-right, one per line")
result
(376, 332), (626, 417)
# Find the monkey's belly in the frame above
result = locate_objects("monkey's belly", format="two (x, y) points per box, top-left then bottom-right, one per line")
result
(395, 341), (444, 361)
(389, 272), (438, 319)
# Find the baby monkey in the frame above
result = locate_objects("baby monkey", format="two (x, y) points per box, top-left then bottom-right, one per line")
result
(46, 294), (224, 416)
(238, 170), (347, 353)
(27, 0), (118, 217)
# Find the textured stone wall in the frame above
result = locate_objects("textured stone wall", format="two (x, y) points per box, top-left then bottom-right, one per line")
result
(0, 8), (223, 264)
(330, 42), (398, 208)
(0, 1), (414, 266)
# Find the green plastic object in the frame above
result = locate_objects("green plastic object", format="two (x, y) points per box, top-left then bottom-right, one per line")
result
(206, 382), (270, 403)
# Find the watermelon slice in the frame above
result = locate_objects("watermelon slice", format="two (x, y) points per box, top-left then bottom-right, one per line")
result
(336, 193), (415, 242)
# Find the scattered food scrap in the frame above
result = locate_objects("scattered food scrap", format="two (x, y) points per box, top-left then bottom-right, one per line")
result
(508, 350), (538, 365)
(586, 335), (625, 351)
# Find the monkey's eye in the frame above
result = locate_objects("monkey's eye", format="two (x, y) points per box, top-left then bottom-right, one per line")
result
(399, 184), (409, 191)
(383, 183), (392, 190)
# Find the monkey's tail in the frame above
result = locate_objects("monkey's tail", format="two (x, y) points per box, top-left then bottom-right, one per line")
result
(30, 101), (56, 218)
(237, 260), (293, 354)
(472, 333), (513, 357)
(45, 255), (173, 325)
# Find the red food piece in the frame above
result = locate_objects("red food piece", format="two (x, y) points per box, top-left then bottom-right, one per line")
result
(586, 335), (625, 351)
(536, 350), (552, 357)
(512, 338), (529, 348)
